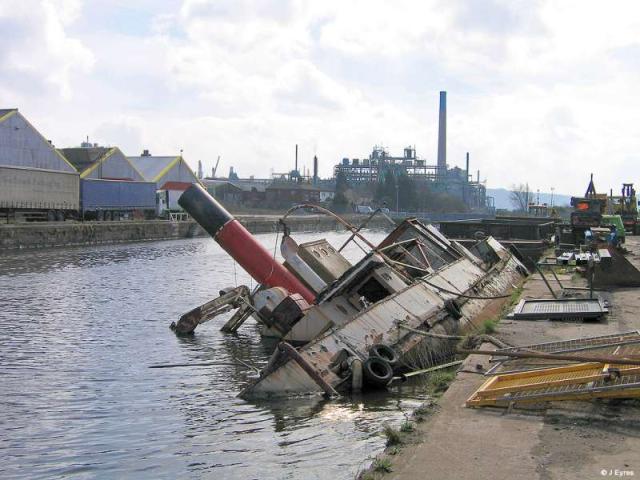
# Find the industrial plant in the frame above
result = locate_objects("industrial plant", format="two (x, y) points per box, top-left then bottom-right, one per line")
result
(333, 92), (490, 212)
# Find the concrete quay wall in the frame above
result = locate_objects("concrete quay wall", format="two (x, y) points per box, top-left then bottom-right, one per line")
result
(0, 215), (392, 250)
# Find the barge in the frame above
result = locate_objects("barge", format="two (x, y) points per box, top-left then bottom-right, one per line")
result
(172, 184), (527, 398)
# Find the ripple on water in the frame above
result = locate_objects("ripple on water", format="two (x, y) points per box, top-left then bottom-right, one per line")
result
(0, 232), (432, 479)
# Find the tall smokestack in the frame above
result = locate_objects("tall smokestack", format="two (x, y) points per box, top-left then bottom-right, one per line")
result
(313, 155), (318, 185)
(437, 91), (447, 177)
(295, 144), (298, 173)
(465, 152), (469, 181)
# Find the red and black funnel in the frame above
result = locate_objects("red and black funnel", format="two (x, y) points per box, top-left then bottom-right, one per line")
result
(179, 184), (316, 303)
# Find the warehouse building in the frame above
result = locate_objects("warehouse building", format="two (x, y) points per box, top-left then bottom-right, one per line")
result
(0, 109), (76, 172)
(61, 145), (144, 180)
(128, 150), (200, 212)
(127, 150), (199, 189)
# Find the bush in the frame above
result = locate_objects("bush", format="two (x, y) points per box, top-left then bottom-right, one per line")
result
(382, 424), (401, 446)
(400, 421), (414, 433)
(373, 458), (393, 473)
(428, 369), (456, 393)
(481, 318), (498, 334)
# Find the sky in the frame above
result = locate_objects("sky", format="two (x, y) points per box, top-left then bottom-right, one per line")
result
(2, 0), (640, 194)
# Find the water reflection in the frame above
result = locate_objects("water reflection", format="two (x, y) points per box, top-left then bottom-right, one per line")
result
(0, 231), (432, 479)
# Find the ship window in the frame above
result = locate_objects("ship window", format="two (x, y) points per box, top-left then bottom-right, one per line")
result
(357, 277), (391, 304)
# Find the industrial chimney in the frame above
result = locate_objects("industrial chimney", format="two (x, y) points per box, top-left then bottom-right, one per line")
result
(437, 91), (446, 177)
(465, 152), (469, 182)
(313, 155), (318, 185)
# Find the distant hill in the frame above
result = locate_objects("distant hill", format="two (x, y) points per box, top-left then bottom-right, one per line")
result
(487, 188), (571, 211)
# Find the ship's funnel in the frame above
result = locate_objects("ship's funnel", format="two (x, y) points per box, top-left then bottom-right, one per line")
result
(179, 184), (316, 303)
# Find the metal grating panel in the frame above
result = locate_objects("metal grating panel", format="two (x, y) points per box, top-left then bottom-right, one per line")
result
(485, 331), (640, 376)
(508, 298), (608, 320)
(498, 331), (640, 354)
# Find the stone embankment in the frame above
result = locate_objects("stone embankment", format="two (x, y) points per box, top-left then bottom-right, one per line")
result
(0, 214), (392, 250)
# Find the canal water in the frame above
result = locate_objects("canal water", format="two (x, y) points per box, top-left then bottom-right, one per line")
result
(0, 231), (432, 479)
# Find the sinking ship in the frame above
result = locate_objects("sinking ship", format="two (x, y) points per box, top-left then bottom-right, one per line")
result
(171, 184), (527, 398)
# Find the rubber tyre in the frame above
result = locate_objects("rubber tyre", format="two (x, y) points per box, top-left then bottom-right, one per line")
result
(368, 344), (399, 367)
(363, 356), (393, 387)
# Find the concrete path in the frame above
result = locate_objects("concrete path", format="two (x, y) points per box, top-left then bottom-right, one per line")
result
(387, 238), (640, 480)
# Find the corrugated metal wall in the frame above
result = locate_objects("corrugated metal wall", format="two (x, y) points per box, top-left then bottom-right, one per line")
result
(80, 179), (156, 210)
(0, 112), (76, 173)
(84, 149), (144, 181)
(0, 165), (80, 210)
(158, 159), (199, 187)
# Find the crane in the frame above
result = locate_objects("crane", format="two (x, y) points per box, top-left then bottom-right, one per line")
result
(212, 156), (221, 178)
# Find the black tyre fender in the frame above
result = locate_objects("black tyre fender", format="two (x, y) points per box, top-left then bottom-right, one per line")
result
(363, 356), (393, 387)
(368, 344), (399, 367)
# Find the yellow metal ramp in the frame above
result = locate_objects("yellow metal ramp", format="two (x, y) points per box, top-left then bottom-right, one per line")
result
(467, 359), (640, 407)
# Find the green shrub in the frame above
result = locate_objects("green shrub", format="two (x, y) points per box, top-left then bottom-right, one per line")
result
(382, 424), (401, 446)
(373, 458), (393, 473)
(400, 421), (414, 433)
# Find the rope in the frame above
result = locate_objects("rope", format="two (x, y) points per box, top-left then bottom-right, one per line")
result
(233, 260), (237, 287)
(397, 324), (512, 349)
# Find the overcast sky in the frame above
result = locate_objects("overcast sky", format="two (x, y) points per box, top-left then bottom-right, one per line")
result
(2, 0), (639, 194)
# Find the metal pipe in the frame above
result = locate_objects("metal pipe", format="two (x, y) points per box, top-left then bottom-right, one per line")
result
(350, 358), (363, 392)
(458, 348), (640, 366)
(400, 360), (463, 381)
(338, 207), (381, 252)
(534, 263), (558, 299)
(179, 184), (316, 303)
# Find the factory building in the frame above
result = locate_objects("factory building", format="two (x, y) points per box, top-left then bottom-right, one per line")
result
(203, 179), (268, 208)
(0, 109), (76, 172)
(61, 145), (144, 180)
(265, 182), (320, 208)
(333, 92), (490, 211)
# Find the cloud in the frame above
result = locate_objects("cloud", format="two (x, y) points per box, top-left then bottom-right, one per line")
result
(0, 0), (94, 100)
(3, 0), (640, 195)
